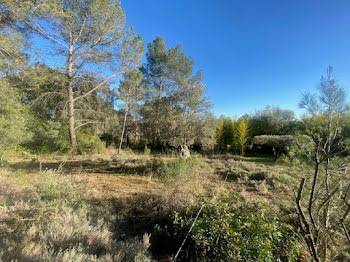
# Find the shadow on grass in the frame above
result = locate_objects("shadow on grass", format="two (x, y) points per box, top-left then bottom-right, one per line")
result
(87, 192), (180, 261)
(207, 153), (277, 165)
(8, 159), (155, 177)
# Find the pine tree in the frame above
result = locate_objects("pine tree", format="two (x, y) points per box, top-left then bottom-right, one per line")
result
(141, 36), (212, 152)
(117, 69), (144, 154)
(11, 0), (144, 152)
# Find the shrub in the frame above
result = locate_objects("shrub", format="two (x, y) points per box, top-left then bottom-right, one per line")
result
(25, 120), (70, 154)
(144, 145), (151, 156)
(0, 79), (31, 155)
(280, 134), (315, 164)
(36, 169), (84, 212)
(77, 132), (106, 155)
(22, 207), (113, 256)
(21, 208), (152, 262)
(156, 157), (200, 185)
(172, 196), (302, 261)
(0, 168), (153, 262)
(252, 135), (295, 158)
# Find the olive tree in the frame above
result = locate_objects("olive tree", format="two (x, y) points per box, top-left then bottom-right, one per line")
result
(141, 37), (212, 155)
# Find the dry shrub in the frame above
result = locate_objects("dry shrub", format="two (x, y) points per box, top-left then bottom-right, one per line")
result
(255, 180), (269, 194)
(0, 167), (152, 262)
(156, 156), (201, 185)
(22, 207), (112, 256)
(0, 169), (42, 260)
(21, 207), (152, 262)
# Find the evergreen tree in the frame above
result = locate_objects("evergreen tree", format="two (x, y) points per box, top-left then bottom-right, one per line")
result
(215, 117), (235, 152)
(117, 69), (144, 154)
(10, 0), (144, 152)
(0, 79), (30, 158)
(236, 119), (249, 156)
(141, 36), (212, 153)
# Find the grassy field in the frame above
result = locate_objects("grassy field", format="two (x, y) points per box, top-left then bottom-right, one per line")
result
(0, 151), (309, 261)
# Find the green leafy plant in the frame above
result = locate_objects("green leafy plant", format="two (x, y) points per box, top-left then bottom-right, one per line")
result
(25, 120), (70, 154)
(144, 145), (151, 156)
(172, 196), (302, 261)
(77, 132), (106, 155)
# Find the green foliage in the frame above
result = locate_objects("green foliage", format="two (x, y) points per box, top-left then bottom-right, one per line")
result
(156, 157), (200, 185)
(14, 0), (144, 151)
(252, 135), (295, 158)
(119, 69), (144, 103)
(144, 145), (151, 156)
(77, 132), (106, 155)
(173, 197), (302, 261)
(281, 134), (314, 164)
(215, 117), (235, 152)
(294, 67), (350, 261)
(36, 169), (84, 213)
(299, 66), (348, 115)
(0, 0), (32, 72)
(248, 106), (297, 137)
(0, 79), (31, 154)
(141, 36), (212, 149)
(237, 119), (249, 156)
(25, 120), (70, 153)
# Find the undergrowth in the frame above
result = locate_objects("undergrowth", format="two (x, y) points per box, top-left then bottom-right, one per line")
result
(0, 166), (152, 262)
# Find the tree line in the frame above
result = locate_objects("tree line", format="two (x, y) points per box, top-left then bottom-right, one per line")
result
(1, 0), (214, 156)
(2, 0), (350, 160)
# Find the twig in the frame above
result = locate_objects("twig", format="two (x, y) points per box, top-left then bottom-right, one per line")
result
(296, 178), (319, 262)
(173, 204), (205, 262)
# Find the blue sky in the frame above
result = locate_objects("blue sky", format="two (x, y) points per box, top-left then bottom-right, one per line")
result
(122, 0), (350, 117)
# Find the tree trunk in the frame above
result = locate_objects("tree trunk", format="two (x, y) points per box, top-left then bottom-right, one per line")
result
(154, 83), (163, 148)
(118, 107), (128, 154)
(67, 44), (77, 152)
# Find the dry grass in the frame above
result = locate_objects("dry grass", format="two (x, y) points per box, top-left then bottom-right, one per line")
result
(0, 162), (152, 262)
(1, 151), (309, 261)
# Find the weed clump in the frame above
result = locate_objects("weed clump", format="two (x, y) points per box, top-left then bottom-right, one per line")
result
(144, 145), (151, 156)
(156, 156), (200, 185)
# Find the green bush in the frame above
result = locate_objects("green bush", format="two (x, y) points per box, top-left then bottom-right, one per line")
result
(144, 145), (151, 156)
(156, 156), (200, 185)
(280, 134), (315, 164)
(252, 135), (296, 158)
(25, 120), (70, 153)
(77, 132), (106, 155)
(0, 79), (31, 154)
(36, 169), (84, 212)
(172, 196), (302, 261)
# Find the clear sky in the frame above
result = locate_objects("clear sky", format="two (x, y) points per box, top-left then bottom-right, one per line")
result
(122, 0), (350, 117)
